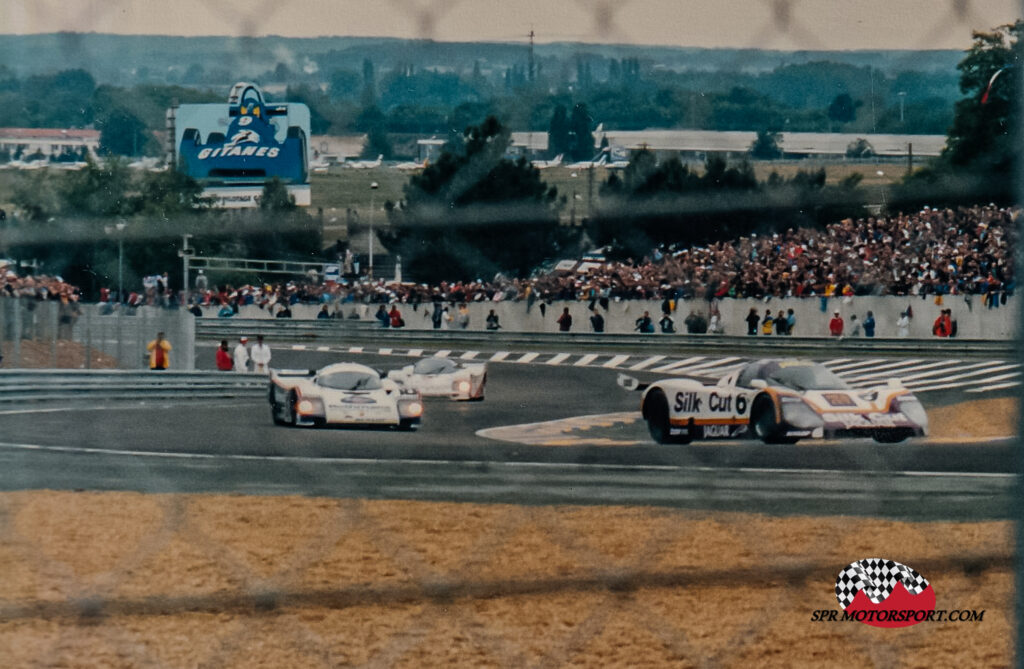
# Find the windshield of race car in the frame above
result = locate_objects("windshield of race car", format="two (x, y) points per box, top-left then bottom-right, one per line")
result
(412, 358), (458, 375)
(763, 362), (850, 391)
(318, 371), (383, 390)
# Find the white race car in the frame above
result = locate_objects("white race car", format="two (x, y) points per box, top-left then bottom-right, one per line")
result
(270, 362), (423, 429)
(387, 357), (487, 401)
(621, 358), (928, 445)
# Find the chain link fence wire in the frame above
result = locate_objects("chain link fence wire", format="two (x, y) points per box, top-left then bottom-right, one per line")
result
(0, 0), (1020, 666)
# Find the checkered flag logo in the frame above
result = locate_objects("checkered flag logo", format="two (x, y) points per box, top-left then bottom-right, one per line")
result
(835, 558), (930, 610)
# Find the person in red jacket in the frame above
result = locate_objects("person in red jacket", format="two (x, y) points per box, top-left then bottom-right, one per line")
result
(932, 309), (952, 337)
(557, 307), (573, 332)
(828, 310), (844, 337)
(388, 304), (404, 328)
(215, 339), (233, 371)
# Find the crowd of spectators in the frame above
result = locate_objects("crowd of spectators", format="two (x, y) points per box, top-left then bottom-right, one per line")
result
(0, 270), (81, 302)
(3, 205), (1017, 314)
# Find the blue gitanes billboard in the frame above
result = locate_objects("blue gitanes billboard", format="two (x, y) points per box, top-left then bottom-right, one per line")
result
(173, 82), (311, 207)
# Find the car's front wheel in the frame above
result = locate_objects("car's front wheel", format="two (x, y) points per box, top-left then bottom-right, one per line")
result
(751, 397), (798, 444)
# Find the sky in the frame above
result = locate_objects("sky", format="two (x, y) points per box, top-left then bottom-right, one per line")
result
(3, 0), (1021, 51)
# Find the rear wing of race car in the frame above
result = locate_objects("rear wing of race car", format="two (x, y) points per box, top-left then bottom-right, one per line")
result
(616, 373), (650, 392)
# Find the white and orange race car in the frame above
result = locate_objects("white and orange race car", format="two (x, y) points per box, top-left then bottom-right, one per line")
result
(387, 357), (487, 401)
(270, 362), (423, 429)
(620, 358), (928, 445)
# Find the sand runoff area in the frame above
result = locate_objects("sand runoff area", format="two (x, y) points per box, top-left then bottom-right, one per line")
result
(0, 399), (1016, 667)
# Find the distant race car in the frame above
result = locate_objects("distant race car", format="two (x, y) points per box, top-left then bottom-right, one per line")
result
(270, 362), (422, 429)
(620, 358), (928, 445)
(387, 357), (487, 401)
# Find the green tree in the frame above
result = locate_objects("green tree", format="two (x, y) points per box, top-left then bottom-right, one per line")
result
(827, 93), (858, 124)
(361, 58), (377, 108)
(568, 103), (594, 161)
(943, 21), (1020, 174)
(382, 116), (570, 282)
(548, 104), (571, 158)
(131, 167), (208, 215)
(260, 177), (296, 211)
(61, 154), (134, 217)
(97, 108), (149, 156)
(749, 129), (783, 159)
(893, 20), (1022, 209)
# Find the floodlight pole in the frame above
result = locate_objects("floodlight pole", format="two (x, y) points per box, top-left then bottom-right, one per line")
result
(182, 234), (192, 305)
(369, 182), (379, 279)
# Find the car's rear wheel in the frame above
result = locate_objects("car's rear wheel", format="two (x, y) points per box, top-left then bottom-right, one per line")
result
(645, 390), (690, 445)
(751, 397), (798, 444)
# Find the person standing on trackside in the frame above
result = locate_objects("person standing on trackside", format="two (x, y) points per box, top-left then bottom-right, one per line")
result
(635, 311), (655, 333)
(590, 308), (605, 333)
(829, 310), (844, 337)
(785, 309), (796, 336)
(896, 311), (911, 338)
(863, 311), (876, 338)
(761, 309), (774, 335)
(147, 331), (172, 370)
(250, 334), (272, 373)
(848, 314), (861, 337)
(557, 307), (572, 332)
(746, 307), (759, 336)
(486, 309), (501, 330)
(216, 339), (233, 371)
(389, 304), (404, 329)
(233, 336), (250, 372)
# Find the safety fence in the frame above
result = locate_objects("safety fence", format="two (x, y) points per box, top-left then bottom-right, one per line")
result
(0, 301), (195, 370)
(0, 369), (267, 402)
(1, 1), (1019, 667)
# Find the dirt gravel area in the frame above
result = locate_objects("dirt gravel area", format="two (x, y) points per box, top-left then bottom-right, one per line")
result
(0, 492), (1012, 668)
(928, 397), (1017, 440)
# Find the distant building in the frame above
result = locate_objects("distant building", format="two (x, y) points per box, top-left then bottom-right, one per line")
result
(511, 130), (947, 162)
(0, 128), (99, 159)
(417, 138), (446, 163)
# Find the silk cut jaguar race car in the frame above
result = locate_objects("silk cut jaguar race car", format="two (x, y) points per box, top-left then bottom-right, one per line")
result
(270, 362), (423, 429)
(620, 359), (928, 444)
(387, 357), (487, 401)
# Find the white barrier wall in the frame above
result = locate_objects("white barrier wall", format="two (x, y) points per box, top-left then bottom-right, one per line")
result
(197, 294), (1018, 339)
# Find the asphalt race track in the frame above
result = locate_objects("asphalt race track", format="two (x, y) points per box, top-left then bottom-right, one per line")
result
(0, 348), (1016, 519)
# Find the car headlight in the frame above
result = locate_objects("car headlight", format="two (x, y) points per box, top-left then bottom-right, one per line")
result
(454, 380), (471, 393)
(296, 397), (325, 416)
(780, 397), (824, 429)
(399, 399), (423, 417)
(895, 396), (928, 427)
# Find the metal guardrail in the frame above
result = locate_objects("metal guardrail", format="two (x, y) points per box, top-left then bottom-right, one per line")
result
(195, 319), (1015, 358)
(0, 370), (269, 402)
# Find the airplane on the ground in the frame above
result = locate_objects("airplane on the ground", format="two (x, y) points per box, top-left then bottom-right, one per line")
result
(395, 158), (428, 171)
(128, 157), (162, 171)
(566, 153), (608, 170)
(531, 154), (563, 169)
(342, 154), (383, 169)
